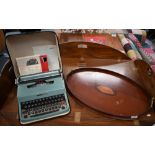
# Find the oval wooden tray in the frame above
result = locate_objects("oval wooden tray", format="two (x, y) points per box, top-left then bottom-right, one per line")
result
(66, 68), (151, 119)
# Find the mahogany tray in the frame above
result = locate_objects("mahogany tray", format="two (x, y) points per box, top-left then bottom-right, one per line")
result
(66, 68), (152, 119)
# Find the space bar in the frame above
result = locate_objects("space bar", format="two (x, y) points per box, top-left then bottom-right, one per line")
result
(31, 109), (59, 117)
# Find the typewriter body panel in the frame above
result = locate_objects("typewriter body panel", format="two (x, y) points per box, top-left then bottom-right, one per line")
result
(5, 30), (70, 124)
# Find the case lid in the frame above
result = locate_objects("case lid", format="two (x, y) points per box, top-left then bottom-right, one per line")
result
(6, 30), (62, 80)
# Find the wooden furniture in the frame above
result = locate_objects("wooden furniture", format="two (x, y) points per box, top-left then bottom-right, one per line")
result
(0, 33), (155, 125)
(0, 30), (15, 108)
(0, 30), (5, 51)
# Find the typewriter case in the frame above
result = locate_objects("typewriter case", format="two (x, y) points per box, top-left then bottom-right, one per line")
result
(5, 30), (70, 124)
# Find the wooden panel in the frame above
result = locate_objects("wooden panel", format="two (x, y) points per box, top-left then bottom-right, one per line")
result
(60, 33), (125, 52)
(0, 30), (5, 52)
(60, 42), (129, 60)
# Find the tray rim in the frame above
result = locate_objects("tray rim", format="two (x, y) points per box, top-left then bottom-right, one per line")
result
(66, 67), (152, 120)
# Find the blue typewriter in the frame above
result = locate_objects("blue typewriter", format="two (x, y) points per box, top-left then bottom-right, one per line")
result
(5, 30), (70, 124)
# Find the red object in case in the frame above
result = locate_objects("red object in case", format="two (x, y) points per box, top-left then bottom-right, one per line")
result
(40, 55), (49, 72)
(83, 34), (106, 44)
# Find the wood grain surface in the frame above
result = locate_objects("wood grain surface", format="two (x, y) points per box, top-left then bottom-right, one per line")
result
(60, 33), (125, 53)
(66, 68), (150, 118)
(1, 33), (155, 125)
(0, 30), (5, 52)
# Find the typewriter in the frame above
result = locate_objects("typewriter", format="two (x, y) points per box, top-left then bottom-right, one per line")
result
(5, 30), (70, 124)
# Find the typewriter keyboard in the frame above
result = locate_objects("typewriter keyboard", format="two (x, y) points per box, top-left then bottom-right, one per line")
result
(21, 94), (67, 118)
